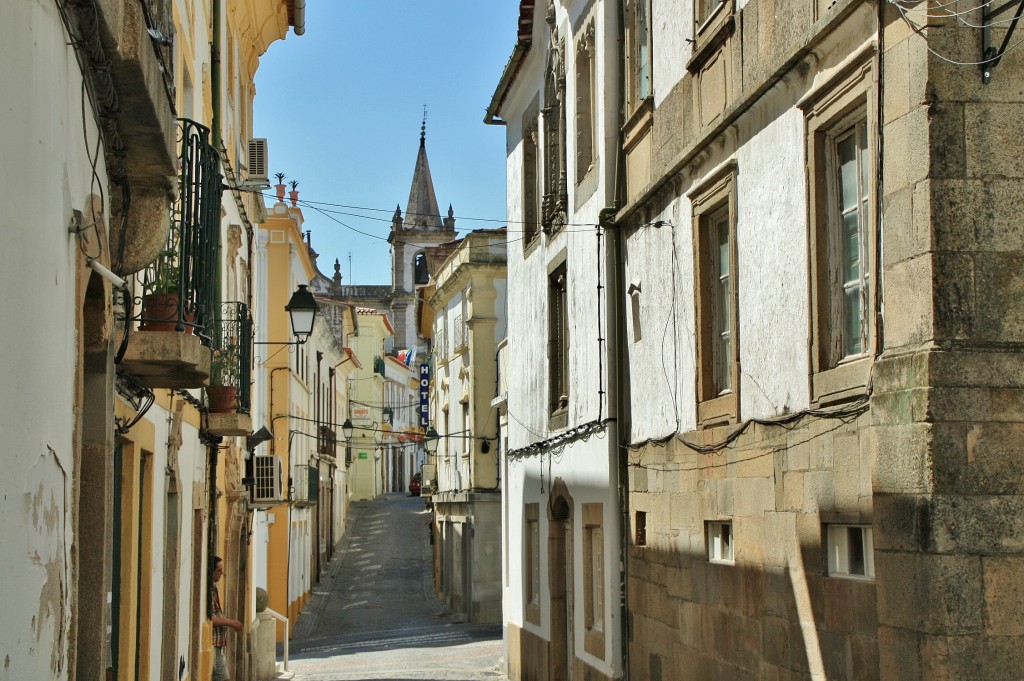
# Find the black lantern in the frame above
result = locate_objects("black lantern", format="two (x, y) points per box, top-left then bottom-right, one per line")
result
(341, 418), (354, 441)
(285, 284), (318, 342)
(255, 284), (320, 347)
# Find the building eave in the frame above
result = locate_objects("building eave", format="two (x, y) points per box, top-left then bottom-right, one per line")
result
(484, 1), (537, 125)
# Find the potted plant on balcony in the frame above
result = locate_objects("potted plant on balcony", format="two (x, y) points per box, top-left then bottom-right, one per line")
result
(139, 242), (192, 332)
(274, 172), (286, 202)
(288, 179), (299, 206)
(206, 342), (240, 413)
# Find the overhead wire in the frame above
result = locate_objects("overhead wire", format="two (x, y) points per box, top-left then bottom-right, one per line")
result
(888, 0), (1024, 66)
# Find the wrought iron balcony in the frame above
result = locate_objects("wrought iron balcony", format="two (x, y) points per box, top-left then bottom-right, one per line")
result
(318, 425), (337, 457)
(120, 119), (223, 389)
(206, 302), (253, 437)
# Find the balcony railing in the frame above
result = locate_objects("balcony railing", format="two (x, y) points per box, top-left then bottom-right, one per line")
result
(208, 302), (252, 414)
(453, 314), (467, 352)
(131, 118), (222, 340)
(318, 425), (337, 457)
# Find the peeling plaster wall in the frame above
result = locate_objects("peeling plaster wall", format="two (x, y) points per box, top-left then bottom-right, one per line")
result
(0, 2), (113, 679)
(734, 106), (811, 417)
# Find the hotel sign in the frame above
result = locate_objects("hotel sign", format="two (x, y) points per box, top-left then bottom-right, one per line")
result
(419, 363), (431, 428)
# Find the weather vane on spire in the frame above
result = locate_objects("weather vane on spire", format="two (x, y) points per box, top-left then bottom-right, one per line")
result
(420, 104), (427, 146)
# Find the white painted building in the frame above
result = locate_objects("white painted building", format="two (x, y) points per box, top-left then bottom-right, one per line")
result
(486, 2), (626, 678)
(491, 1), (1024, 680)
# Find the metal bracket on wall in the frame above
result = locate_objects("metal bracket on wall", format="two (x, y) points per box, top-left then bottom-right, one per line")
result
(982, 0), (1024, 83)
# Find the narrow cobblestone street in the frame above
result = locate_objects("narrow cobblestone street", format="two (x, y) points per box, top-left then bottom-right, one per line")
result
(284, 494), (508, 681)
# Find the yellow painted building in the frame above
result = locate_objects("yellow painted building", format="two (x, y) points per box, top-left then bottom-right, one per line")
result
(346, 309), (396, 500)
(256, 189), (356, 642)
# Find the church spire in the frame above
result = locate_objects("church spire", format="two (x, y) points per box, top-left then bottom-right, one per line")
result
(404, 106), (442, 230)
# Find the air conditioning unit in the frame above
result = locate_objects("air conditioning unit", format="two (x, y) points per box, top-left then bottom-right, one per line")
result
(242, 138), (269, 188)
(292, 464), (308, 506)
(251, 455), (283, 504)
(291, 465), (320, 507)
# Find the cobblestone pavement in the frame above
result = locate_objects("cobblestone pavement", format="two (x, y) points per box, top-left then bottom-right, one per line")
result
(283, 494), (508, 681)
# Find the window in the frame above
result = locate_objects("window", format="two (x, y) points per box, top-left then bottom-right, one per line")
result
(691, 165), (739, 426)
(826, 525), (874, 579)
(583, 503), (605, 657)
(525, 503), (541, 624)
(574, 23), (596, 185)
(542, 25), (568, 233)
(833, 118), (871, 359)
(635, 510), (647, 546)
(804, 58), (876, 404)
(414, 252), (429, 285)
(696, 0), (726, 28)
(548, 262), (569, 425)
(522, 99), (541, 247)
(706, 520), (733, 563)
(624, 0), (652, 116)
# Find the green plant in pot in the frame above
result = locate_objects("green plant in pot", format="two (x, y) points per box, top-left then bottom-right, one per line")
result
(207, 342), (240, 412)
(140, 242), (188, 331)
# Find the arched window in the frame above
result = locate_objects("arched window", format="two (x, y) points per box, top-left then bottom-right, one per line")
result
(414, 252), (429, 285)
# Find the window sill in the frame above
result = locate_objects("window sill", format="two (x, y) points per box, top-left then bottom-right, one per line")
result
(687, 1), (735, 73)
(523, 232), (542, 258)
(697, 391), (738, 428)
(825, 573), (875, 583)
(549, 408), (568, 431)
(811, 355), (871, 406)
(623, 97), (654, 150)
(574, 165), (598, 210)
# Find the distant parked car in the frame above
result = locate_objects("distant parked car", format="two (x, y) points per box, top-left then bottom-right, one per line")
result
(409, 473), (421, 496)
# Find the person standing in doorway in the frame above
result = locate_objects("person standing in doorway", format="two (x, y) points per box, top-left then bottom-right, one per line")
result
(210, 556), (243, 681)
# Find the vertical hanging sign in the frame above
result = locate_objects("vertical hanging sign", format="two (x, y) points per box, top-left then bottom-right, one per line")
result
(418, 363), (431, 428)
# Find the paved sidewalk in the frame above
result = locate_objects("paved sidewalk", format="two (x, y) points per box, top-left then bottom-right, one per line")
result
(281, 494), (507, 680)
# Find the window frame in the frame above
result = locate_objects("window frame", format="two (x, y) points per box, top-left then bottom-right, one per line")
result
(803, 56), (877, 406)
(522, 98), (542, 249)
(826, 524), (875, 580)
(690, 164), (739, 427)
(582, 503), (605, 657)
(624, 0), (653, 117)
(706, 520), (734, 564)
(548, 261), (569, 428)
(688, 0), (735, 72)
(574, 22), (596, 183)
(413, 251), (429, 285)
(525, 503), (541, 624)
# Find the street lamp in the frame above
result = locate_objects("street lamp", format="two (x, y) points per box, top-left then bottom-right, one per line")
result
(425, 426), (439, 453)
(254, 284), (319, 346)
(341, 418), (354, 441)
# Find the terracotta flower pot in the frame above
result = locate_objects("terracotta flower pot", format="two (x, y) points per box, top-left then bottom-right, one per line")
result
(206, 385), (238, 413)
(140, 293), (197, 332)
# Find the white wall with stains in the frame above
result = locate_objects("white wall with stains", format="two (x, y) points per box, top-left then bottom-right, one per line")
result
(0, 1), (111, 678)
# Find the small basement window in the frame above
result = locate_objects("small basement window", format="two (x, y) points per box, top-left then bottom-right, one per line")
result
(635, 511), (647, 546)
(706, 520), (733, 563)
(827, 524), (874, 579)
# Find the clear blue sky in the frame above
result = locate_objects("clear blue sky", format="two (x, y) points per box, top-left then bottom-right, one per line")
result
(253, 3), (519, 286)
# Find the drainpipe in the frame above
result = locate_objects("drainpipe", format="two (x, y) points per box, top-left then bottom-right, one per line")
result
(206, 438), (221, 618)
(211, 0), (222, 151)
(604, 1), (630, 677)
(293, 0), (307, 36)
